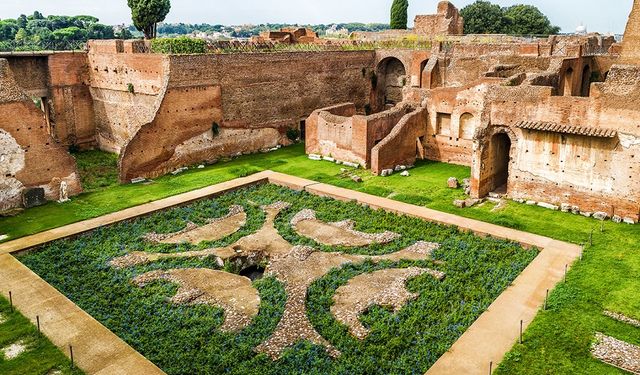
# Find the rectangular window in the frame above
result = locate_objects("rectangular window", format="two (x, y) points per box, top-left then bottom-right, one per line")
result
(436, 113), (451, 136)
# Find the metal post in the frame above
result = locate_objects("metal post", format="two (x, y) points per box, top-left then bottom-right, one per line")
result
(519, 320), (523, 344)
(590, 228), (594, 246)
(70, 345), (74, 368)
(544, 289), (549, 310)
(564, 264), (568, 283)
(8, 291), (12, 312)
(489, 361), (493, 374)
(36, 315), (40, 332)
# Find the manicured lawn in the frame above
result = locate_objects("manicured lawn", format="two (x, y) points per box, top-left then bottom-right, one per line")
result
(19, 184), (535, 374)
(1, 143), (638, 373)
(0, 297), (82, 375)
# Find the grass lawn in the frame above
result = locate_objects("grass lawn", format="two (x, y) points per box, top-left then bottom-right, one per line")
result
(1, 143), (639, 373)
(0, 296), (82, 375)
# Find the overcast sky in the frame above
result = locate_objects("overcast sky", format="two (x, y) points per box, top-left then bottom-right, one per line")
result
(0, 0), (633, 34)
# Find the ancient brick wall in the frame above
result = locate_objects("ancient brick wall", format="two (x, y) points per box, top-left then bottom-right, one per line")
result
(305, 103), (412, 167)
(414, 1), (463, 36)
(0, 59), (81, 212)
(48, 53), (96, 148)
(5, 57), (49, 97)
(621, 0), (640, 64)
(117, 50), (375, 180)
(87, 46), (168, 153)
(371, 106), (427, 173)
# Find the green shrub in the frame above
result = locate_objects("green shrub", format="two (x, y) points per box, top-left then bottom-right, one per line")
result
(127, 83), (135, 93)
(151, 37), (207, 54)
(286, 127), (300, 142)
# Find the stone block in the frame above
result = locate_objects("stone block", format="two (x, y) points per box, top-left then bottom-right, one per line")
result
(561, 203), (571, 213)
(593, 212), (610, 221)
(447, 177), (459, 188)
(612, 215), (623, 223)
(624, 217), (637, 224)
(400, 171), (410, 177)
(351, 175), (363, 183)
(580, 211), (593, 218)
(22, 187), (46, 208)
(308, 154), (322, 161)
(323, 156), (335, 162)
(342, 161), (360, 168)
(381, 169), (394, 177)
(571, 206), (580, 215)
(526, 200), (537, 205)
(537, 202), (559, 210)
(453, 199), (466, 208)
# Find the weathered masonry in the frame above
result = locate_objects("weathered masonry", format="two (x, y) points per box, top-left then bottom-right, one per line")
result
(1, 0), (640, 223)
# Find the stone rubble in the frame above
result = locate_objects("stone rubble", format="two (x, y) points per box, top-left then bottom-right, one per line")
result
(1, 340), (28, 360)
(591, 332), (640, 374)
(447, 177), (459, 188)
(604, 311), (640, 328)
(400, 171), (410, 177)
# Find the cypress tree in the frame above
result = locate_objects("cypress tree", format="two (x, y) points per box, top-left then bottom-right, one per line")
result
(390, 0), (409, 29)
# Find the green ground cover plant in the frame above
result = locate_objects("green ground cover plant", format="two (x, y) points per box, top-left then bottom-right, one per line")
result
(19, 184), (536, 374)
(0, 296), (82, 375)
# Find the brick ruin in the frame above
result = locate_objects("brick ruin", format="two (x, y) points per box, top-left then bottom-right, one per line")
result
(1, 1), (639, 222)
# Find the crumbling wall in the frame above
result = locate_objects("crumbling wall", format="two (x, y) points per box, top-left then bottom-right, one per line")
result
(414, 1), (463, 36)
(470, 81), (640, 221)
(118, 49), (375, 181)
(87, 43), (169, 153)
(306, 103), (413, 167)
(620, 0), (640, 64)
(48, 53), (96, 148)
(0, 59), (81, 212)
(371, 106), (427, 173)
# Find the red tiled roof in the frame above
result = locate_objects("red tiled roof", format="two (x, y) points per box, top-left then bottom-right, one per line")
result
(515, 121), (617, 138)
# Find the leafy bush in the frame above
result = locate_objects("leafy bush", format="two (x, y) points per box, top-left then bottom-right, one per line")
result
(286, 127), (300, 142)
(19, 184), (537, 374)
(151, 37), (207, 54)
(127, 83), (135, 94)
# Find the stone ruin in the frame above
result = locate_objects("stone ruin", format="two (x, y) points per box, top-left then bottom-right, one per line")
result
(0, 1), (639, 223)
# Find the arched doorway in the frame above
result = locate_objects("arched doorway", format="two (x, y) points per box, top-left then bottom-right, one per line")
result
(377, 57), (407, 107)
(581, 65), (591, 97)
(563, 67), (574, 96)
(488, 133), (512, 194)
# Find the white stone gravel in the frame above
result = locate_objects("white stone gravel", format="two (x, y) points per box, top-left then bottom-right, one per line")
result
(604, 311), (640, 328)
(592, 333), (640, 374)
(2, 340), (28, 360)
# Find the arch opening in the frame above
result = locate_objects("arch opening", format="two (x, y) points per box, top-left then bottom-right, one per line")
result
(376, 57), (407, 108)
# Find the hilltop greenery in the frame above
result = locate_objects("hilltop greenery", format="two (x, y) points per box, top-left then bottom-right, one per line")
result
(0, 11), (130, 51)
(460, 0), (561, 35)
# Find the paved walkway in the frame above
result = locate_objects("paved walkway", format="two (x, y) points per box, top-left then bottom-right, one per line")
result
(0, 254), (165, 375)
(0, 170), (582, 374)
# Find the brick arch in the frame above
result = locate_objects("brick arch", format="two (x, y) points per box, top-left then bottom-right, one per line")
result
(471, 125), (519, 198)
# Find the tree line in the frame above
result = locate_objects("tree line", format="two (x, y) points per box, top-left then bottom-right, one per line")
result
(390, 0), (560, 36)
(0, 11), (131, 50)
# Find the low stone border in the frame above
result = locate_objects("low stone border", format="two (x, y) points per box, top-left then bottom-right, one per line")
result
(0, 170), (582, 375)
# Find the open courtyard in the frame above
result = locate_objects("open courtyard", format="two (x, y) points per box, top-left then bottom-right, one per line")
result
(1, 0), (639, 373)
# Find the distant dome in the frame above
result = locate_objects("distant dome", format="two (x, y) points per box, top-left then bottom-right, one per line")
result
(576, 24), (587, 34)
